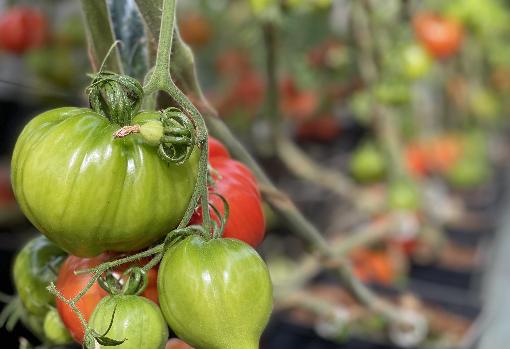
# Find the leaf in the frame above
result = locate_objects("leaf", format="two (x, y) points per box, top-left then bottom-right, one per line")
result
(108, 0), (149, 80)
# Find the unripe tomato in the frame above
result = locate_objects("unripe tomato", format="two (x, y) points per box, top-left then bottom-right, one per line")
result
(11, 107), (199, 257)
(89, 295), (168, 349)
(43, 308), (73, 345)
(413, 12), (463, 59)
(402, 44), (432, 79)
(56, 254), (159, 343)
(350, 142), (386, 184)
(13, 236), (67, 317)
(388, 180), (420, 211)
(191, 156), (265, 247)
(446, 156), (489, 189)
(158, 235), (273, 349)
(0, 7), (48, 54)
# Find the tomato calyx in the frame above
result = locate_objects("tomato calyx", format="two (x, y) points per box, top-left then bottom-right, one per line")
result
(86, 71), (144, 126)
(98, 267), (148, 297)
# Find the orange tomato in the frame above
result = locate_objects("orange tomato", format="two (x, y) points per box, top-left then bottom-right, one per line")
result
(413, 12), (463, 59)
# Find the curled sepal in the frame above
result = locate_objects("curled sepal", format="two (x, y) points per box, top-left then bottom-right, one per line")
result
(121, 267), (148, 296)
(98, 271), (122, 296)
(86, 71), (144, 126)
(209, 192), (230, 239)
(158, 107), (196, 165)
(84, 306), (125, 348)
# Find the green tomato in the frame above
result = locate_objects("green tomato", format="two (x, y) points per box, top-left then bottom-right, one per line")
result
(43, 308), (73, 345)
(158, 235), (273, 349)
(13, 236), (67, 316)
(11, 107), (199, 257)
(402, 44), (432, 80)
(388, 180), (420, 211)
(374, 81), (411, 105)
(89, 295), (168, 349)
(349, 143), (386, 183)
(446, 156), (490, 189)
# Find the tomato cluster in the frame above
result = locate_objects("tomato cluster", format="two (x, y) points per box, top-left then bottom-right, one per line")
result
(10, 98), (272, 348)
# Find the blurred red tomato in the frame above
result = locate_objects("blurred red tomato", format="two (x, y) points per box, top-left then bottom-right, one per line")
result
(296, 115), (341, 142)
(350, 248), (398, 285)
(179, 13), (212, 48)
(0, 7), (48, 54)
(217, 71), (265, 116)
(413, 12), (463, 59)
(405, 143), (428, 178)
(216, 49), (252, 76)
(280, 78), (319, 121)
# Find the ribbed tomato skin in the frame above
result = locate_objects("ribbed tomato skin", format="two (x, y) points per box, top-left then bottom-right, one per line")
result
(11, 107), (199, 257)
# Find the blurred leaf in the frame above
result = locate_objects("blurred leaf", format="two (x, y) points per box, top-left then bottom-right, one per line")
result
(108, 0), (149, 81)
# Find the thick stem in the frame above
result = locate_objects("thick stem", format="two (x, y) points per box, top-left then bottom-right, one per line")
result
(80, 0), (123, 73)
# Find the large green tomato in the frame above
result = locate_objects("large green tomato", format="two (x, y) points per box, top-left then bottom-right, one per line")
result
(12, 107), (199, 257)
(158, 235), (273, 349)
(13, 235), (67, 316)
(89, 295), (168, 349)
(43, 307), (73, 345)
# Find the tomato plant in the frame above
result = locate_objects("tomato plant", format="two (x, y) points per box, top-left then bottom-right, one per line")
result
(0, 7), (48, 54)
(413, 12), (463, 59)
(158, 235), (272, 349)
(191, 142), (266, 247)
(56, 254), (159, 343)
(13, 236), (67, 317)
(89, 295), (168, 349)
(11, 107), (200, 257)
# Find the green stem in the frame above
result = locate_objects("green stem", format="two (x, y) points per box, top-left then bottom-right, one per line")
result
(142, 0), (212, 235)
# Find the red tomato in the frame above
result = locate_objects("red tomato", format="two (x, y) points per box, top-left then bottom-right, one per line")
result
(280, 77), (319, 121)
(0, 7), (48, 54)
(215, 49), (252, 77)
(413, 12), (463, 59)
(208, 136), (230, 160)
(405, 143), (428, 178)
(296, 115), (341, 142)
(55, 254), (158, 343)
(166, 339), (195, 349)
(191, 156), (265, 247)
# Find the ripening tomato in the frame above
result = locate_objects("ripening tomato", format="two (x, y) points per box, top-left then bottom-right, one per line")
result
(166, 339), (195, 349)
(13, 236), (67, 317)
(158, 235), (273, 349)
(388, 180), (420, 211)
(179, 13), (212, 48)
(55, 254), (159, 343)
(191, 155), (265, 247)
(296, 115), (341, 142)
(89, 295), (168, 349)
(405, 143), (428, 178)
(0, 7), (48, 54)
(280, 77), (319, 121)
(11, 107), (199, 257)
(413, 12), (463, 59)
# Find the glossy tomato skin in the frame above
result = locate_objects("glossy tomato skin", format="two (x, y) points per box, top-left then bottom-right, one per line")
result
(13, 236), (67, 317)
(56, 254), (159, 343)
(166, 339), (194, 349)
(11, 107), (199, 257)
(413, 13), (463, 59)
(0, 7), (48, 54)
(158, 235), (273, 349)
(192, 156), (265, 247)
(89, 295), (168, 349)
